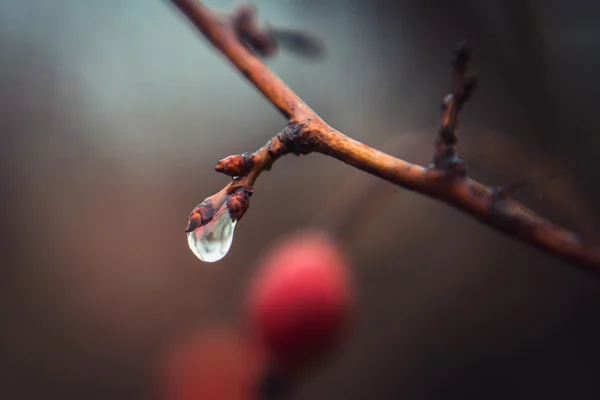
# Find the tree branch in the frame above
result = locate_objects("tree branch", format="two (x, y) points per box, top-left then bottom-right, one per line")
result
(171, 0), (600, 273)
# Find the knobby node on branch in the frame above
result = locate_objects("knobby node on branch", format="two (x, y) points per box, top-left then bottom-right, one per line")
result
(171, 0), (600, 274)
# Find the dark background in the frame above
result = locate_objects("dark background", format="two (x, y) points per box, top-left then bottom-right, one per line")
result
(1, 0), (600, 399)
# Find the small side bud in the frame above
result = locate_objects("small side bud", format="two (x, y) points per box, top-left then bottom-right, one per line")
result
(215, 153), (254, 177)
(231, 3), (278, 58)
(226, 188), (251, 221)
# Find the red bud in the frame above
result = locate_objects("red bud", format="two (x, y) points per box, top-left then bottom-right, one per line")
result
(215, 153), (255, 177)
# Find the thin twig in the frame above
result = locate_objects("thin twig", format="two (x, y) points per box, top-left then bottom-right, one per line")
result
(431, 40), (477, 174)
(171, 0), (600, 274)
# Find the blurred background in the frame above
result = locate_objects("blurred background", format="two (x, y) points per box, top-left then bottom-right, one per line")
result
(1, 0), (600, 399)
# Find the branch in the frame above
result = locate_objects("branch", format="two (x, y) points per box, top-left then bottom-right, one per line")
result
(171, 0), (600, 273)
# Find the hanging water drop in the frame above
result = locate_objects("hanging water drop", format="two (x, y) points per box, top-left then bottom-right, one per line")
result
(187, 206), (237, 262)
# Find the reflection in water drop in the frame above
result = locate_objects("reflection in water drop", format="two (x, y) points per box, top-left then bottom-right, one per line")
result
(187, 207), (237, 262)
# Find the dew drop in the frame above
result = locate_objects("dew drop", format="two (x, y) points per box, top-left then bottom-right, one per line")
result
(187, 206), (237, 262)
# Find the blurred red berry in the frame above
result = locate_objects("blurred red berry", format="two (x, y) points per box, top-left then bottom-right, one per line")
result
(246, 229), (354, 372)
(160, 326), (264, 400)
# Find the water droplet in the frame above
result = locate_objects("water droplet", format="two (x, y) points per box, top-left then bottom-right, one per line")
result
(187, 206), (237, 262)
